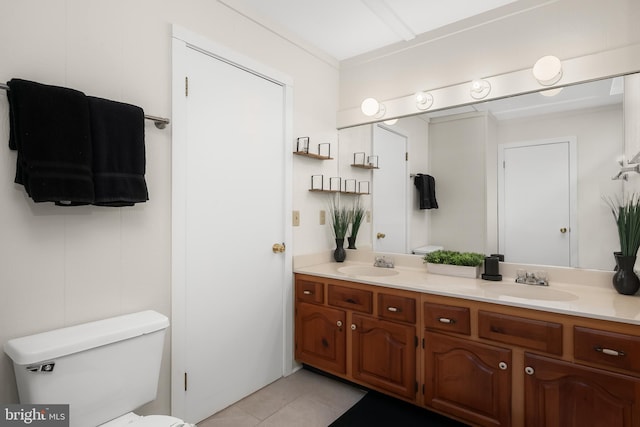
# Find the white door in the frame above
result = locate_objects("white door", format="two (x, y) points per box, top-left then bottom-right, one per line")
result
(498, 138), (577, 266)
(372, 125), (408, 253)
(172, 29), (292, 424)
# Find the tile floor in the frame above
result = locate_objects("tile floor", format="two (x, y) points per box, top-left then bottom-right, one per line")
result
(196, 368), (366, 427)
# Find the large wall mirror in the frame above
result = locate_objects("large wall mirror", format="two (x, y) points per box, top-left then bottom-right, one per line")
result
(338, 73), (640, 271)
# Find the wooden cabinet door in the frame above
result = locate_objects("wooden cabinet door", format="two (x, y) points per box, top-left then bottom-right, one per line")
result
(351, 313), (417, 400)
(424, 331), (512, 427)
(524, 353), (640, 427)
(295, 302), (346, 374)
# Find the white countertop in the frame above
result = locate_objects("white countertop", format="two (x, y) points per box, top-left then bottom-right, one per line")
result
(294, 259), (640, 326)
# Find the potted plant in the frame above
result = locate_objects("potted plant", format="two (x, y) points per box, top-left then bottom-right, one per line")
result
(329, 196), (351, 262)
(348, 199), (365, 249)
(605, 193), (640, 294)
(423, 250), (485, 278)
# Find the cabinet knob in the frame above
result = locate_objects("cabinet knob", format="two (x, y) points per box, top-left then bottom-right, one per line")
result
(438, 317), (456, 324)
(525, 366), (535, 376)
(595, 346), (625, 357)
(351, 324), (357, 330)
(498, 361), (508, 370)
(336, 320), (343, 328)
(387, 306), (400, 313)
(303, 290), (312, 295)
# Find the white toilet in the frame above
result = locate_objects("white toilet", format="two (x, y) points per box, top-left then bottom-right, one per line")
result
(4, 310), (195, 427)
(412, 244), (444, 255)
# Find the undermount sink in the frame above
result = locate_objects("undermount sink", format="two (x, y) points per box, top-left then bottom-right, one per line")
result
(338, 265), (400, 277)
(483, 284), (578, 301)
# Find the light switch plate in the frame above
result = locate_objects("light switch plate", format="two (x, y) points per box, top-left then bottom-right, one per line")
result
(293, 210), (300, 226)
(319, 210), (326, 225)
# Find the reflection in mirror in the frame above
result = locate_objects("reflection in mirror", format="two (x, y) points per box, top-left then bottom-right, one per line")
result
(338, 75), (637, 271)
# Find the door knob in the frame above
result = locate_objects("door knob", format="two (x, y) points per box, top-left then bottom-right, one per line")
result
(376, 233), (386, 239)
(560, 227), (567, 233)
(272, 243), (286, 253)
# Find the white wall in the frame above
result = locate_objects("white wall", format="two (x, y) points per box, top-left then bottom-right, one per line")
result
(428, 113), (490, 253)
(339, 0), (640, 111)
(0, 0), (339, 415)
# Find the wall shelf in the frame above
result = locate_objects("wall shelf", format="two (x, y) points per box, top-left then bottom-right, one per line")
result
(294, 137), (332, 159)
(351, 152), (378, 169)
(294, 151), (333, 160)
(351, 163), (379, 170)
(309, 175), (370, 195)
(308, 189), (369, 195)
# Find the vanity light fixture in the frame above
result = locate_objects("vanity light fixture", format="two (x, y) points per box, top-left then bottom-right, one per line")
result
(540, 87), (563, 97)
(533, 55), (563, 86)
(470, 79), (491, 99)
(415, 91), (434, 110)
(361, 97), (386, 118)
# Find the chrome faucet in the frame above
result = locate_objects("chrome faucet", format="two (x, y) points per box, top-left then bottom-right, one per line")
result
(515, 270), (549, 286)
(374, 256), (395, 268)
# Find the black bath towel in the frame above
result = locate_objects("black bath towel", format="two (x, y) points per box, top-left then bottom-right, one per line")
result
(414, 173), (438, 209)
(87, 96), (148, 206)
(7, 78), (94, 204)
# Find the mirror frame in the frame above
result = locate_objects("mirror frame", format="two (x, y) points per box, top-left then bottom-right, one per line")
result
(337, 44), (640, 130)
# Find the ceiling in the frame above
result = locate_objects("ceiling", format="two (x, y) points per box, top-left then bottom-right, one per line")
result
(222, 0), (523, 60)
(219, 0), (623, 120)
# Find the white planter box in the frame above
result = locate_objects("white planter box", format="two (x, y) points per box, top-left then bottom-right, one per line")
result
(426, 263), (480, 279)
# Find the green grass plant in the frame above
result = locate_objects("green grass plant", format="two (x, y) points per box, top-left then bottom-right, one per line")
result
(605, 193), (640, 257)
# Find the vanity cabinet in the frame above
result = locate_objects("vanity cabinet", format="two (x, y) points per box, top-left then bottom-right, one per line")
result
(424, 331), (512, 427)
(295, 272), (640, 427)
(421, 293), (640, 427)
(294, 274), (418, 401)
(351, 313), (416, 399)
(524, 352), (640, 427)
(295, 302), (346, 374)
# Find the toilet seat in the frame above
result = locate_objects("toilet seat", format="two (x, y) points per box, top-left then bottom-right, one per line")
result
(130, 415), (195, 426)
(100, 413), (195, 427)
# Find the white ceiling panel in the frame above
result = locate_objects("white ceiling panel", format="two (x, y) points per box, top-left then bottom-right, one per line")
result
(226, 0), (522, 60)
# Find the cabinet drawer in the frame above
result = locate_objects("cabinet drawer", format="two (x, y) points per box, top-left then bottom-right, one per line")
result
(378, 293), (416, 324)
(574, 326), (640, 374)
(296, 278), (324, 304)
(424, 302), (470, 335)
(328, 284), (373, 313)
(478, 310), (562, 355)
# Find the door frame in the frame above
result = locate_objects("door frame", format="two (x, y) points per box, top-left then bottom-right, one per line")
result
(171, 25), (294, 418)
(372, 124), (409, 254)
(497, 136), (578, 267)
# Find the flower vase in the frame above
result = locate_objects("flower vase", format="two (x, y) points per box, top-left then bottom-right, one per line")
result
(612, 253), (640, 295)
(347, 236), (357, 250)
(334, 238), (346, 262)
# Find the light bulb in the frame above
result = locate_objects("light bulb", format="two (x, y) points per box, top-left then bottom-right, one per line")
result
(361, 97), (380, 117)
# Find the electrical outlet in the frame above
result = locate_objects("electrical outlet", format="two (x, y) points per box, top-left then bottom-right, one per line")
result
(293, 210), (300, 226)
(366, 210), (371, 223)
(319, 210), (326, 225)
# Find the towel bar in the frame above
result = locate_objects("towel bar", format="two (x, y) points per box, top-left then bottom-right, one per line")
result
(0, 82), (170, 129)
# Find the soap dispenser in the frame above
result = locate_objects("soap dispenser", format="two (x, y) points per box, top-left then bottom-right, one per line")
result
(481, 254), (503, 281)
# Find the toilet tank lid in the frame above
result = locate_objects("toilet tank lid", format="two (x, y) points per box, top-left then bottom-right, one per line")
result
(4, 310), (169, 365)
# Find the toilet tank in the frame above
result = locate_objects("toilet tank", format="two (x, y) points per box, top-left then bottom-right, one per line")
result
(4, 310), (170, 427)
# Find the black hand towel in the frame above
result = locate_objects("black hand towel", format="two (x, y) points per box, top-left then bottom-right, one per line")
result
(7, 78), (94, 204)
(414, 173), (439, 209)
(87, 96), (148, 207)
